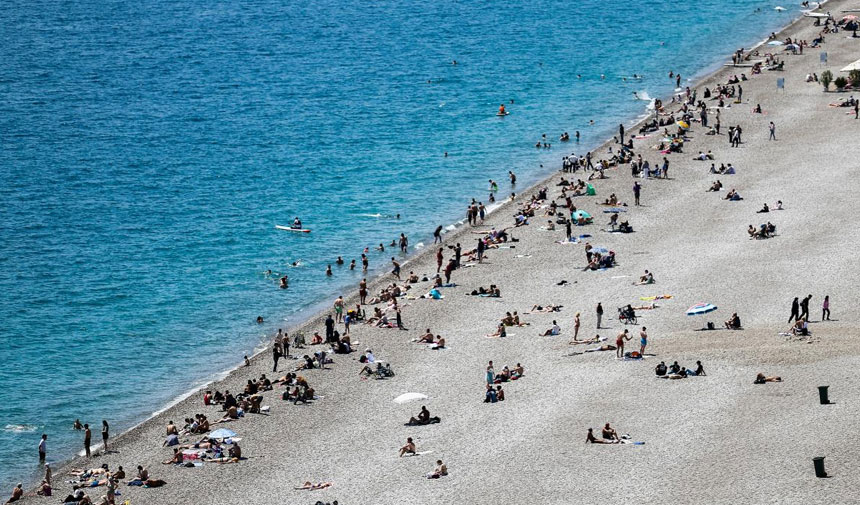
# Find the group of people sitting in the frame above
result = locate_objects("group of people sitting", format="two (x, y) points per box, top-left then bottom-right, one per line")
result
(655, 360), (706, 379)
(585, 423), (622, 444)
(748, 222), (776, 239)
(414, 329), (446, 349)
(708, 163), (736, 175)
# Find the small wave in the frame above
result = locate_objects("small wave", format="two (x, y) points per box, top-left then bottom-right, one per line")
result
(414, 242), (425, 249)
(444, 224), (457, 231)
(4, 424), (38, 433)
(633, 90), (651, 101)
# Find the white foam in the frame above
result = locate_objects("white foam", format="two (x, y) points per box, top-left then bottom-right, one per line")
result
(4, 424), (38, 433)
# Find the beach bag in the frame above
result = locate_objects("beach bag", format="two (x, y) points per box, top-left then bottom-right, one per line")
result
(586, 184), (596, 196)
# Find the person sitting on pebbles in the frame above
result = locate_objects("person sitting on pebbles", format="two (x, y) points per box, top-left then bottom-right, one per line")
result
(540, 320), (561, 336)
(635, 270), (654, 285)
(724, 312), (742, 330)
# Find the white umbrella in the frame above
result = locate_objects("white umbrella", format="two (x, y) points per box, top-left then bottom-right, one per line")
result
(767, 40), (784, 46)
(394, 392), (428, 404)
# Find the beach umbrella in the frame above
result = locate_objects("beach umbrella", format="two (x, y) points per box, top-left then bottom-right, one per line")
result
(767, 40), (784, 46)
(842, 15), (857, 22)
(602, 207), (626, 213)
(208, 428), (237, 439)
(394, 392), (428, 404)
(676, 120), (690, 129)
(784, 44), (800, 51)
(686, 303), (717, 316)
(572, 210), (592, 220)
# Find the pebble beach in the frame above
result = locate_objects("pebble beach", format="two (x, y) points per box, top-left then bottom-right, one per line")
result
(13, 2), (860, 504)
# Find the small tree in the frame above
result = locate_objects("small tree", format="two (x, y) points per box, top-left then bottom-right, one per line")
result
(820, 70), (833, 91)
(834, 76), (848, 90)
(849, 69), (860, 87)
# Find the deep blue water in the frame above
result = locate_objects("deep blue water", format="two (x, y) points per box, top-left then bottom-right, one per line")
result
(0, 0), (799, 488)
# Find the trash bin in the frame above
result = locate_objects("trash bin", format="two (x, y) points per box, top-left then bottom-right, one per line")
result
(813, 456), (827, 478)
(818, 386), (830, 405)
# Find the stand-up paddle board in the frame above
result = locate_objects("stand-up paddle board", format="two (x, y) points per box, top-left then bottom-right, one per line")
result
(276, 225), (311, 233)
(496, 112), (510, 116)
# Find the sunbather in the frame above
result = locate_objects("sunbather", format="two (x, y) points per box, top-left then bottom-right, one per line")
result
(754, 373), (782, 384)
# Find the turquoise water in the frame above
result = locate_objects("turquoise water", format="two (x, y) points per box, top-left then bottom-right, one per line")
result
(0, 0), (797, 488)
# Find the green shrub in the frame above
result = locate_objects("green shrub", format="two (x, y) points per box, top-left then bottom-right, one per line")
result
(849, 69), (860, 87)
(834, 76), (848, 90)
(820, 70), (833, 91)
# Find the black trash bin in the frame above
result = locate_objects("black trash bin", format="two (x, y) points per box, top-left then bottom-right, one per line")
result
(818, 385), (830, 405)
(813, 456), (827, 478)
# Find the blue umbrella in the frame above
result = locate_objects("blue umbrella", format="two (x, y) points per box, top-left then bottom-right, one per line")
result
(602, 208), (627, 213)
(208, 428), (237, 439)
(686, 303), (717, 316)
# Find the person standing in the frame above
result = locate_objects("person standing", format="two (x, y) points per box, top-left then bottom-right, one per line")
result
(433, 225), (443, 244)
(477, 238), (485, 264)
(639, 327), (648, 355)
(38, 434), (47, 463)
(633, 182), (641, 206)
(334, 295), (344, 323)
(789, 297), (799, 323)
(509, 170), (517, 184)
(596, 303), (604, 329)
(399, 233), (408, 252)
(84, 424), (91, 458)
(616, 329), (631, 358)
(444, 258), (456, 284)
(737, 84), (743, 102)
(565, 219), (572, 241)
(324, 314), (335, 343)
(573, 312), (581, 341)
(436, 248), (444, 273)
(822, 295), (830, 321)
(800, 294), (812, 321)
(361, 253), (368, 272)
(272, 340), (281, 372)
(101, 420), (109, 453)
(391, 258), (401, 280)
(768, 121), (776, 140)
(855, 101), (858, 119)
(618, 123), (625, 144)
(453, 243), (462, 268)
(359, 278), (368, 304)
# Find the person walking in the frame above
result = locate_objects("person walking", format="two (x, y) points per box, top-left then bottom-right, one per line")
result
(633, 182), (641, 206)
(789, 297), (799, 323)
(822, 295), (830, 321)
(396, 307), (407, 331)
(444, 258), (456, 284)
(84, 424), (91, 458)
(768, 121), (776, 140)
(799, 294), (812, 321)
(101, 420), (109, 453)
(38, 434), (47, 463)
(596, 303), (604, 329)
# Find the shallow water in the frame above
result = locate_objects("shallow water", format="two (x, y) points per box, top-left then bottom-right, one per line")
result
(0, 0), (798, 487)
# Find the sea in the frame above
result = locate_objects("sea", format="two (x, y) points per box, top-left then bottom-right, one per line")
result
(0, 0), (805, 488)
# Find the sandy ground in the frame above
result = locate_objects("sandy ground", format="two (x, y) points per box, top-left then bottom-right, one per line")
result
(21, 3), (860, 504)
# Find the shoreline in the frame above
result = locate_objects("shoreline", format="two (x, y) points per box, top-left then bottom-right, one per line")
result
(18, 1), (853, 500)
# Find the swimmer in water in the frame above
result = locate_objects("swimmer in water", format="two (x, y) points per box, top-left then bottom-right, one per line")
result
(279, 276), (288, 289)
(376, 243), (385, 252)
(290, 260), (301, 267)
(396, 214), (400, 219)
(349, 259), (356, 270)
(575, 131), (580, 141)
(336, 256), (344, 265)
(325, 265), (332, 276)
